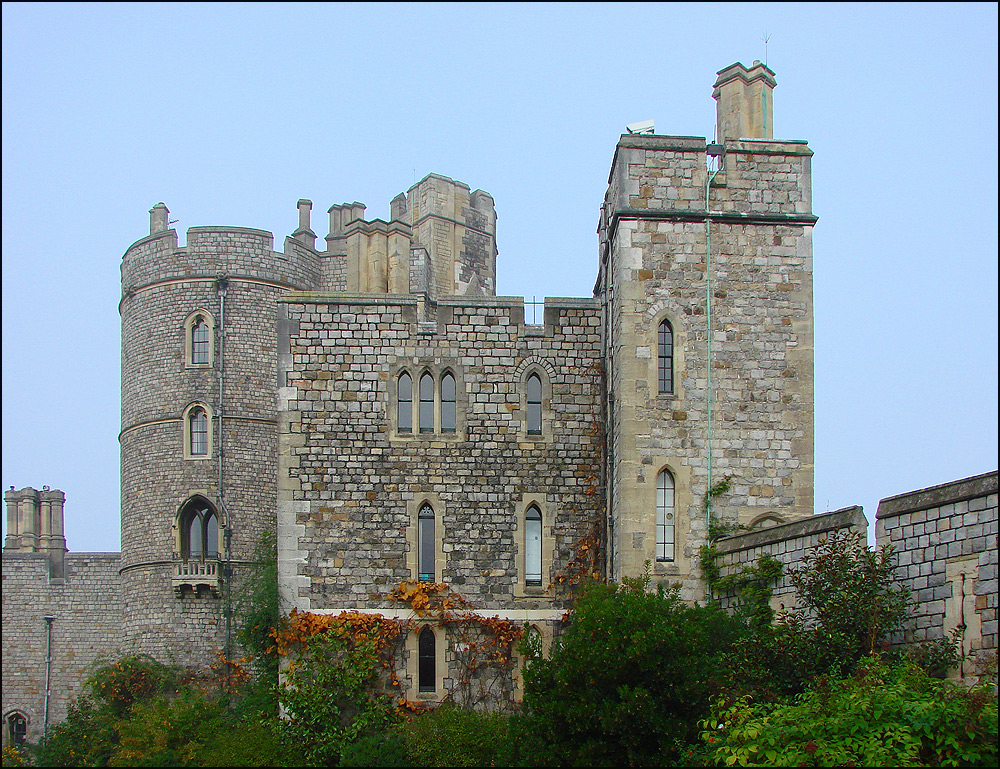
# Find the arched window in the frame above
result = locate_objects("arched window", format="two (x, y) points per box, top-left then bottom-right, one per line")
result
(525, 505), (542, 585)
(189, 407), (208, 456)
(418, 625), (436, 693)
(191, 317), (210, 365)
(417, 504), (435, 581)
(398, 372), (413, 433)
(419, 373), (434, 433)
(179, 499), (220, 561)
(656, 469), (675, 562)
(658, 318), (674, 394)
(5, 712), (27, 746)
(441, 373), (456, 433)
(526, 374), (542, 435)
(184, 310), (214, 368)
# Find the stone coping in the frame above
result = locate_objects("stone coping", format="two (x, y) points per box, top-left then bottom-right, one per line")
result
(876, 470), (998, 520)
(714, 505), (867, 556)
(278, 293), (598, 309)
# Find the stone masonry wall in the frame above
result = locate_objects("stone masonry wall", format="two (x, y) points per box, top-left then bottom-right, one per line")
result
(876, 471), (998, 678)
(713, 506), (868, 613)
(276, 294), (602, 702)
(1, 553), (121, 745)
(598, 133), (815, 597)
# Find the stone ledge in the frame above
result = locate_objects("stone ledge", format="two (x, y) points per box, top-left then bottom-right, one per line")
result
(714, 505), (867, 556)
(876, 471), (998, 519)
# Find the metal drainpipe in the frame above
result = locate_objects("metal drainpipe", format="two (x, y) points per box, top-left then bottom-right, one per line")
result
(216, 277), (231, 657)
(705, 160), (721, 536)
(42, 616), (54, 738)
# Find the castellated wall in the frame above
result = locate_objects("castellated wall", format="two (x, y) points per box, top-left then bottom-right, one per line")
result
(598, 133), (815, 596)
(1, 552), (121, 744)
(276, 294), (602, 702)
(877, 471), (998, 678)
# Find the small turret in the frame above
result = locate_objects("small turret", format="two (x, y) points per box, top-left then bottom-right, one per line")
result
(713, 61), (776, 141)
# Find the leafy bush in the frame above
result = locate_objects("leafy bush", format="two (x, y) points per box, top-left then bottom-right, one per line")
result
(702, 658), (998, 767)
(399, 704), (516, 767)
(520, 576), (738, 767)
(278, 630), (400, 765)
(339, 730), (412, 767)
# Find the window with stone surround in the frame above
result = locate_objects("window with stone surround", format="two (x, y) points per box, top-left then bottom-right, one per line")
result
(182, 403), (213, 460)
(526, 374), (542, 435)
(5, 711), (27, 746)
(418, 625), (436, 693)
(525, 504), (543, 585)
(183, 309), (215, 368)
(418, 503), (435, 581)
(658, 318), (674, 394)
(178, 498), (219, 561)
(392, 366), (464, 437)
(656, 468), (675, 561)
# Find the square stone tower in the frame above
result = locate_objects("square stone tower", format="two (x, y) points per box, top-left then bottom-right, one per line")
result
(597, 62), (816, 598)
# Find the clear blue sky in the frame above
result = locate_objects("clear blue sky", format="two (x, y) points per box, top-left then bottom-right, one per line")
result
(3, 2), (997, 552)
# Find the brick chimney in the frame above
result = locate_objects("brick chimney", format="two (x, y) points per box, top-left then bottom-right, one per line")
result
(713, 61), (776, 141)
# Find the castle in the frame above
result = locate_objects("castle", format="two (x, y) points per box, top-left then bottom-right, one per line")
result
(3, 63), (996, 745)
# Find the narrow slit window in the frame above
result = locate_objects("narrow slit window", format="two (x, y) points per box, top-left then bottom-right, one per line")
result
(189, 408), (208, 456)
(525, 505), (542, 586)
(658, 319), (674, 394)
(419, 373), (434, 433)
(526, 374), (542, 435)
(441, 373), (456, 432)
(656, 469), (675, 561)
(205, 512), (219, 558)
(417, 504), (435, 581)
(418, 625), (436, 693)
(398, 372), (413, 433)
(191, 318), (210, 365)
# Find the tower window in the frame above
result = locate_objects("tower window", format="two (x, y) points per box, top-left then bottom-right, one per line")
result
(189, 407), (208, 456)
(658, 319), (674, 394)
(191, 317), (210, 365)
(398, 373), (412, 433)
(525, 505), (542, 586)
(526, 374), (542, 435)
(419, 373), (434, 433)
(179, 500), (220, 561)
(441, 373), (456, 432)
(656, 469), (675, 562)
(417, 503), (435, 582)
(418, 625), (436, 693)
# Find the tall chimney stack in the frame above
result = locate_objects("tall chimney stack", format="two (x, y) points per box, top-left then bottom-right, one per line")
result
(713, 61), (776, 141)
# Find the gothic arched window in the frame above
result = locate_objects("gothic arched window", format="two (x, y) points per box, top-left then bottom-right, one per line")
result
(6, 712), (27, 746)
(398, 372), (413, 433)
(525, 505), (542, 586)
(526, 374), (542, 435)
(189, 407), (208, 456)
(179, 499), (220, 561)
(658, 318), (674, 394)
(418, 625), (436, 693)
(656, 469), (675, 562)
(191, 317), (210, 365)
(417, 503), (435, 582)
(419, 373), (434, 433)
(441, 373), (456, 433)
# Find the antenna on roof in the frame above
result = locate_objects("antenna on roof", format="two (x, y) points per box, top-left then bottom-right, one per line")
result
(626, 119), (655, 135)
(761, 30), (771, 66)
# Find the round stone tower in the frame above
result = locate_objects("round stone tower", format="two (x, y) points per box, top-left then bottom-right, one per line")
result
(119, 204), (318, 666)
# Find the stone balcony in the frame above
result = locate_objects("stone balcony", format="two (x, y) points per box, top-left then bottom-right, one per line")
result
(171, 553), (221, 597)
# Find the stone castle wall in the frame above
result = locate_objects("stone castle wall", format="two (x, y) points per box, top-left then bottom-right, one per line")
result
(1, 552), (121, 745)
(599, 134), (816, 595)
(713, 506), (868, 612)
(877, 471), (998, 677)
(276, 293), (602, 702)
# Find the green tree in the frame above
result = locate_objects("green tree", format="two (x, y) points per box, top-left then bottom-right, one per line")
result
(520, 576), (738, 767)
